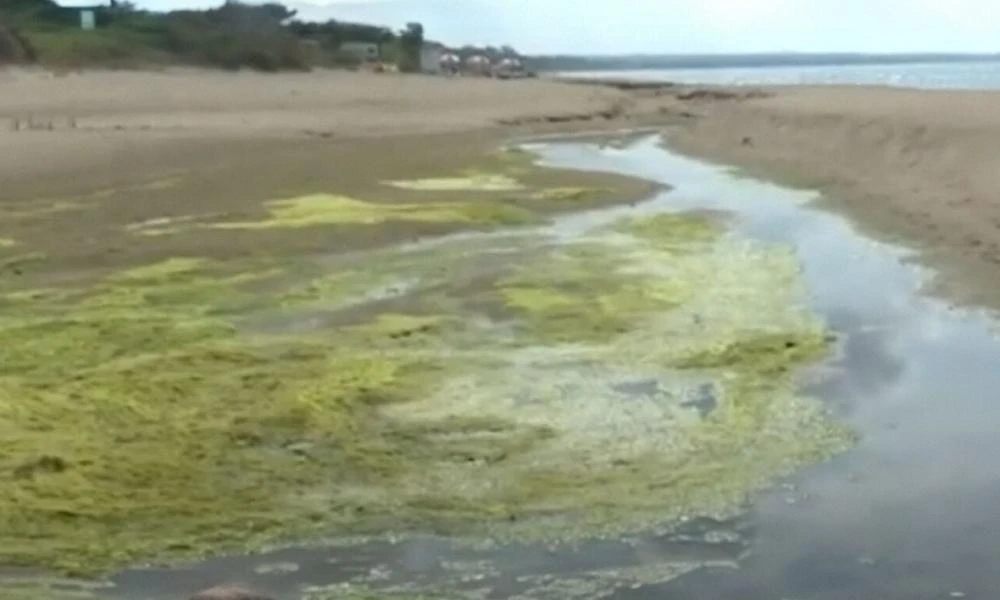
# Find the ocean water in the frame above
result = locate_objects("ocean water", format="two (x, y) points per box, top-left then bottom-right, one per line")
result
(563, 60), (1000, 89)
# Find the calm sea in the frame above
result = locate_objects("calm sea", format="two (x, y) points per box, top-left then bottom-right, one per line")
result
(563, 60), (1000, 89)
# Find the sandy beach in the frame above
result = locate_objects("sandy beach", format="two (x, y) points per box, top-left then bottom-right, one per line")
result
(664, 84), (1000, 309)
(0, 69), (636, 188)
(5, 67), (1000, 598)
(0, 69), (665, 284)
(6, 70), (1000, 313)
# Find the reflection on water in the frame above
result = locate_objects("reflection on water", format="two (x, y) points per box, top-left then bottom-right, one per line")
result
(538, 136), (1000, 599)
(113, 523), (747, 600)
(42, 135), (1000, 599)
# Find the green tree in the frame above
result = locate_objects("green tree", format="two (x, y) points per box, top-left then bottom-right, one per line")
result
(396, 21), (423, 72)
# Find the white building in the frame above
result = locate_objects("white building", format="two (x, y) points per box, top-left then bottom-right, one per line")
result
(55, 0), (107, 30)
(420, 43), (446, 73)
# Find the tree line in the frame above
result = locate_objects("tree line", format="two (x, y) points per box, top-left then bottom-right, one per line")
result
(0, 0), (427, 71)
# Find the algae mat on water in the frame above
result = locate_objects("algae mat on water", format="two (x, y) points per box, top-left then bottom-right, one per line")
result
(126, 194), (539, 236)
(0, 208), (853, 579)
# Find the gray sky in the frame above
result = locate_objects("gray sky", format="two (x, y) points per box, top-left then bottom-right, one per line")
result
(81, 0), (1000, 54)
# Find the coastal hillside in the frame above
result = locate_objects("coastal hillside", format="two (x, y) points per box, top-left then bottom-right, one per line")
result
(0, 22), (33, 63)
(0, 0), (426, 71)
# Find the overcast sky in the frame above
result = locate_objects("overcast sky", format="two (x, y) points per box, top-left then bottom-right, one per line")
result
(79, 0), (1000, 54)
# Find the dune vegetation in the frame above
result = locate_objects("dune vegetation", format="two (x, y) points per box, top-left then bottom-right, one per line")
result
(0, 0), (426, 71)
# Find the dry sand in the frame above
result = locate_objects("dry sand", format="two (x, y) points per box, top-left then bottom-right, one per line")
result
(0, 68), (636, 187)
(663, 85), (1000, 310)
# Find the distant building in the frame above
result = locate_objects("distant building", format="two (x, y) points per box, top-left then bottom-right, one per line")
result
(340, 42), (380, 63)
(420, 43), (446, 73)
(54, 1), (107, 30)
(464, 54), (492, 77)
(494, 56), (525, 78)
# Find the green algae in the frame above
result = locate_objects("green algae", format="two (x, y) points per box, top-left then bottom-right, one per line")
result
(0, 251), (46, 272)
(381, 148), (613, 207)
(214, 194), (537, 229)
(611, 212), (722, 250)
(0, 255), (451, 575)
(364, 214), (853, 543)
(504, 562), (710, 600)
(303, 588), (442, 600)
(673, 332), (829, 373)
(125, 195), (539, 234)
(106, 257), (207, 281)
(0, 237), (17, 248)
(383, 175), (525, 192)
(527, 187), (603, 202)
(495, 145), (538, 165)
(254, 560), (300, 575)
(120, 175), (183, 194)
(380, 148), (594, 198)
(0, 201), (85, 221)
(3, 288), (75, 304)
(125, 214), (211, 237)
(495, 242), (689, 343)
(350, 313), (448, 338)
(497, 267), (687, 343)
(1, 579), (106, 600)
(297, 554), (716, 600)
(276, 268), (417, 309)
(0, 326), (440, 575)
(81, 177), (184, 201)
(124, 187), (556, 239)
(274, 234), (544, 313)
(0, 200), (853, 581)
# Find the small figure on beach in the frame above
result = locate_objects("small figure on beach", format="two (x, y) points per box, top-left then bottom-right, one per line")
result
(187, 584), (275, 600)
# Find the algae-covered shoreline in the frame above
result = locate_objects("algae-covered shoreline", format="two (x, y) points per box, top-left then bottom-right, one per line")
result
(0, 136), (853, 598)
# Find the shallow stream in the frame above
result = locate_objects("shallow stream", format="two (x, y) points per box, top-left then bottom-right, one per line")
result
(537, 136), (1000, 599)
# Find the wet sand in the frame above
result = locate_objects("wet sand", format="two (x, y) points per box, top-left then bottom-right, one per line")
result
(8, 68), (1000, 599)
(0, 70), (710, 598)
(542, 138), (1000, 600)
(662, 84), (1000, 311)
(0, 69), (669, 288)
(10, 70), (1000, 314)
(104, 136), (1000, 600)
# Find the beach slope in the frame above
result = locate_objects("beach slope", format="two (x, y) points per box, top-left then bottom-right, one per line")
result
(666, 85), (1000, 308)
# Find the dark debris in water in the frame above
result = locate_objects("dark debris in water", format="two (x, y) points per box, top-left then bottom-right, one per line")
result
(680, 383), (719, 418)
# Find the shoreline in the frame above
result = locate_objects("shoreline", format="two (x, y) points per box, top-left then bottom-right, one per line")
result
(0, 70), (851, 588)
(6, 66), (1000, 310)
(649, 83), (1000, 315)
(4, 67), (1000, 591)
(550, 73), (1000, 317)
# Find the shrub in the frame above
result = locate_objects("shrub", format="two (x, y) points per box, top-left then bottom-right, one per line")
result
(25, 28), (160, 68)
(0, 23), (33, 63)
